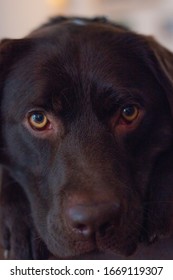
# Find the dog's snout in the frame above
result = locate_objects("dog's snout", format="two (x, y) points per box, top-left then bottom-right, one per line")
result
(65, 202), (120, 238)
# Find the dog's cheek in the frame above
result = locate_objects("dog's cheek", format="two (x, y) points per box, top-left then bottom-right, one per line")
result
(144, 150), (173, 241)
(3, 122), (53, 175)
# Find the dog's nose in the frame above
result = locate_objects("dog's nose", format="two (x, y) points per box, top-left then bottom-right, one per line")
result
(65, 202), (120, 238)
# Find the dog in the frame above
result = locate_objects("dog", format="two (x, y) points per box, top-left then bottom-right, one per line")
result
(0, 16), (173, 260)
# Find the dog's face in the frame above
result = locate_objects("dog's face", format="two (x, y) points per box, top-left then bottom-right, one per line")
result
(1, 17), (173, 258)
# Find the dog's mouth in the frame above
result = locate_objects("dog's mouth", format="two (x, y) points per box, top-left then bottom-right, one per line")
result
(52, 238), (138, 259)
(47, 224), (140, 259)
(45, 196), (143, 259)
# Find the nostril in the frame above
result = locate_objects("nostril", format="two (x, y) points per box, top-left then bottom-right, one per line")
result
(74, 223), (94, 237)
(74, 223), (89, 233)
(66, 206), (96, 237)
(65, 202), (120, 238)
(75, 223), (86, 232)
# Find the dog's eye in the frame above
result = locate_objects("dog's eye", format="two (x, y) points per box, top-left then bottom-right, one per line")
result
(121, 105), (139, 122)
(28, 112), (48, 130)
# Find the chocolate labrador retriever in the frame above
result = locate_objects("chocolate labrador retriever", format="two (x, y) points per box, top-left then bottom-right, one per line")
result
(1, 16), (173, 260)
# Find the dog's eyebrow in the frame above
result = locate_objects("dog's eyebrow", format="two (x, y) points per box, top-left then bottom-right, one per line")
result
(101, 88), (144, 106)
(93, 87), (144, 120)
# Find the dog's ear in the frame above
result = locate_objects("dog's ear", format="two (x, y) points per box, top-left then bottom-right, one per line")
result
(146, 36), (173, 116)
(0, 38), (32, 78)
(142, 37), (173, 241)
(0, 38), (31, 164)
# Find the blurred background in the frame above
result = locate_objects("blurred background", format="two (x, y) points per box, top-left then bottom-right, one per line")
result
(0, 0), (173, 50)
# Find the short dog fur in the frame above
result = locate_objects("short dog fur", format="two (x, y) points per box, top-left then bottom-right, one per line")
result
(1, 16), (173, 259)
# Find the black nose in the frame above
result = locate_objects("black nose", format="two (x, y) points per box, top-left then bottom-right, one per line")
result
(65, 202), (120, 238)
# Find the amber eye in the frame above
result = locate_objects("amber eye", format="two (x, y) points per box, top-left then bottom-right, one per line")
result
(28, 112), (48, 130)
(121, 105), (139, 122)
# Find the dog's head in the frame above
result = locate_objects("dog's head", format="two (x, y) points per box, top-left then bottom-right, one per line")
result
(1, 17), (173, 258)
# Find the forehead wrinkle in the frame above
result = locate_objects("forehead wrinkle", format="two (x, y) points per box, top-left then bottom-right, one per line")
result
(3, 26), (151, 122)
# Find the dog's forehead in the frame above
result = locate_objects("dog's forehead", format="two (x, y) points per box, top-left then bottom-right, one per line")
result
(2, 24), (156, 119)
(30, 19), (124, 38)
(28, 25), (146, 86)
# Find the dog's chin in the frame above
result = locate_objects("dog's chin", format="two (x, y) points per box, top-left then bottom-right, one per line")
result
(45, 218), (141, 259)
(92, 242), (138, 259)
(46, 237), (138, 260)
(51, 245), (138, 260)
(68, 248), (135, 260)
(59, 250), (118, 260)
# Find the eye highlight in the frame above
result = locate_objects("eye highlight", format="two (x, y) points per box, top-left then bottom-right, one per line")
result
(28, 111), (48, 130)
(121, 105), (139, 122)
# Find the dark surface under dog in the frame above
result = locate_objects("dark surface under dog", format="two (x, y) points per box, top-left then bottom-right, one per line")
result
(1, 16), (173, 260)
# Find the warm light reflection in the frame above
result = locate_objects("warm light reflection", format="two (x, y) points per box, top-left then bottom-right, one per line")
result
(46, 0), (68, 9)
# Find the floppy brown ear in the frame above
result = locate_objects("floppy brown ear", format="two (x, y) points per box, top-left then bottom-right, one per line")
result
(142, 37), (173, 241)
(0, 38), (32, 77)
(146, 36), (173, 116)
(0, 38), (31, 164)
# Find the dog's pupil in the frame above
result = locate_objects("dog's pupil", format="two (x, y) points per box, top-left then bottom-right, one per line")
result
(32, 113), (44, 123)
(123, 106), (135, 116)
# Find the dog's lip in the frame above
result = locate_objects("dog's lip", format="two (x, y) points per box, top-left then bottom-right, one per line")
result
(60, 245), (137, 259)
(75, 239), (139, 259)
(49, 250), (105, 260)
(70, 250), (117, 260)
(52, 240), (138, 259)
(49, 229), (139, 258)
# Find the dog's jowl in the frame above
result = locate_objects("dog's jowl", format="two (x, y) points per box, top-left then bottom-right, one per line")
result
(1, 16), (173, 259)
